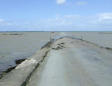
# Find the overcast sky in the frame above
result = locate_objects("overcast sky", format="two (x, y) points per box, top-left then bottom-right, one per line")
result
(0, 0), (112, 31)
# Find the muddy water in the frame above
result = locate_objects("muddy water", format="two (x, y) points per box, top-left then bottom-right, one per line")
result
(0, 32), (50, 74)
(51, 32), (112, 48)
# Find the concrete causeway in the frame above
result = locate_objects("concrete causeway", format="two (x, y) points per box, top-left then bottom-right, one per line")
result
(0, 36), (112, 86)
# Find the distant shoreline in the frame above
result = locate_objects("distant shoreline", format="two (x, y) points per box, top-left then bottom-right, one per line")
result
(0, 31), (112, 32)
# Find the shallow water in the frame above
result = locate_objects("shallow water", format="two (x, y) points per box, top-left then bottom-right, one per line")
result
(51, 32), (112, 48)
(0, 32), (50, 74)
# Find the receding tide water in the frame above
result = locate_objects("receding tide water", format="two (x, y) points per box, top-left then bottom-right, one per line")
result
(0, 31), (112, 75)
